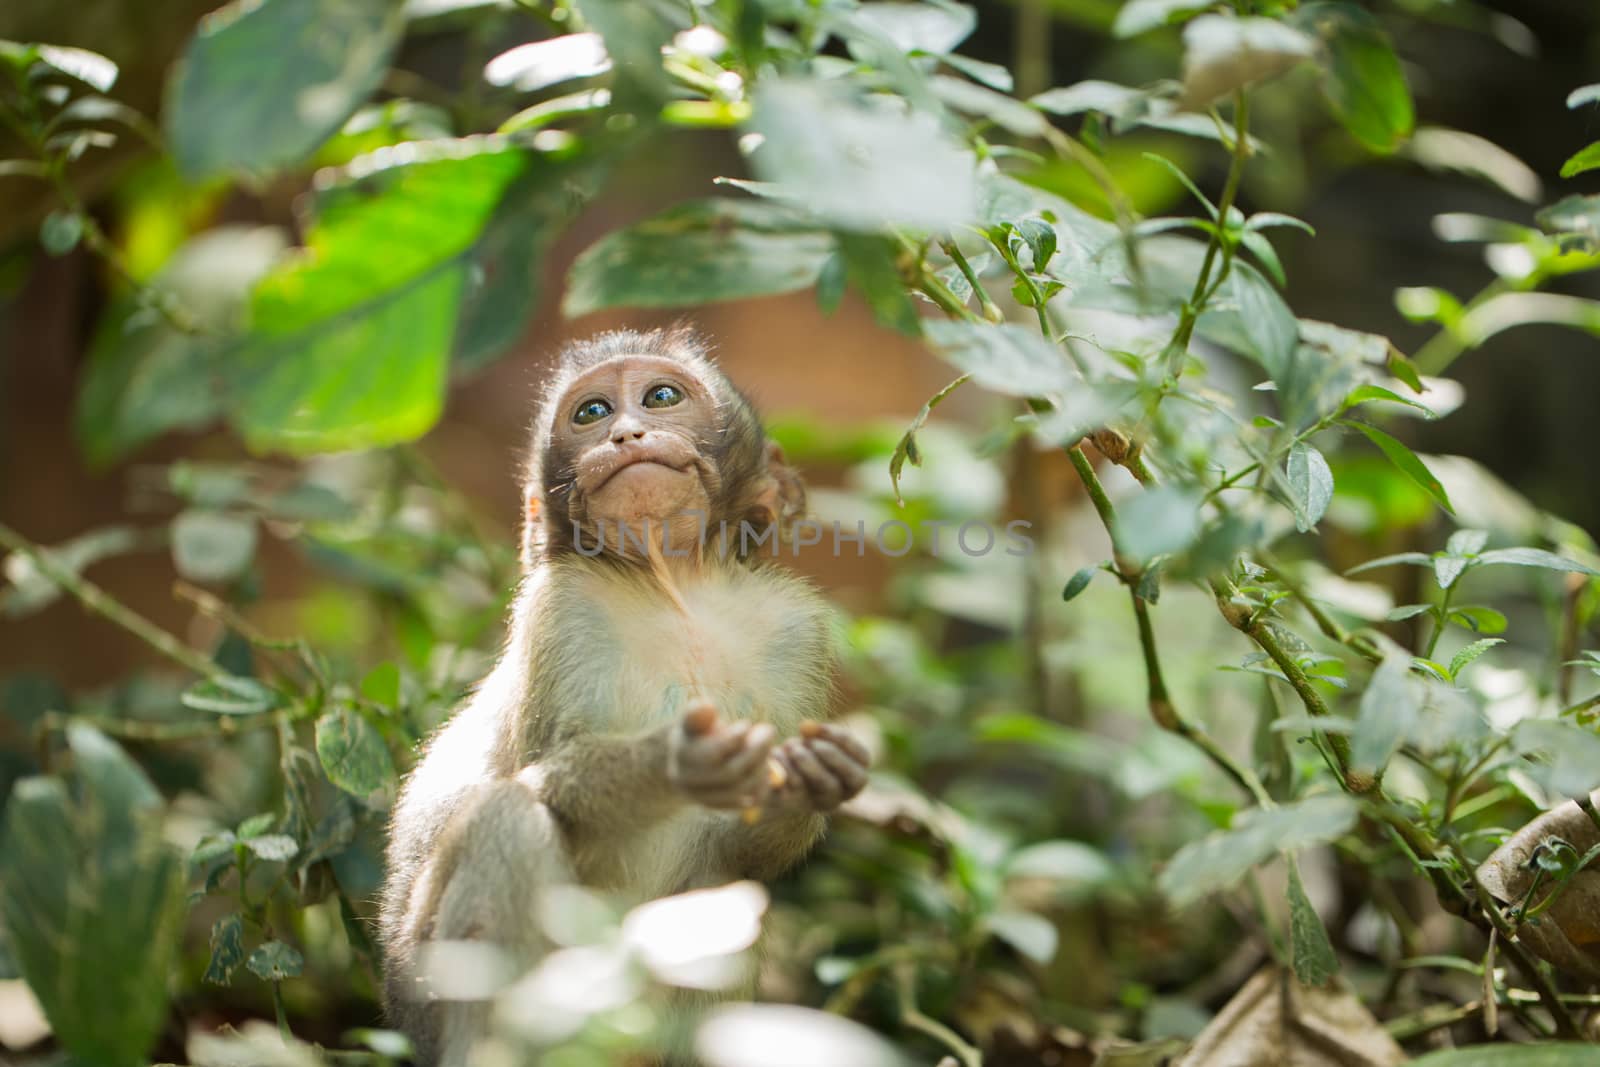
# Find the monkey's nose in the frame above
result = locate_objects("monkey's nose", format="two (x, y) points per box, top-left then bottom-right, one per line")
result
(611, 427), (646, 443)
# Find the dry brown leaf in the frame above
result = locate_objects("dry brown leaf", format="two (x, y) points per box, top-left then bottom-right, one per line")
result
(1172, 966), (1406, 1067)
(1476, 788), (1600, 981)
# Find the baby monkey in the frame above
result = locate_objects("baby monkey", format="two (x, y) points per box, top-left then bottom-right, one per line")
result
(379, 328), (870, 1065)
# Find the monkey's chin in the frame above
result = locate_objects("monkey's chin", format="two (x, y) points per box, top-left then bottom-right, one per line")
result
(587, 465), (710, 538)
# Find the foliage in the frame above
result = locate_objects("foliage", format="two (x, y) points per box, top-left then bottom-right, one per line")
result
(4, 0), (1600, 1064)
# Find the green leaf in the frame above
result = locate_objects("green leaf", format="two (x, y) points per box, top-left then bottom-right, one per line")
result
(1285, 442), (1333, 532)
(165, 0), (406, 179)
(1560, 141), (1600, 179)
(1346, 552), (1432, 576)
(181, 675), (279, 716)
(245, 939), (304, 981)
(1117, 487), (1202, 565)
(40, 209), (84, 256)
(1200, 259), (1299, 378)
(851, 1), (976, 53)
(1061, 566), (1098, 603)
(1180, 15), (1316, 108)
(1296, 3), (1414, 153)
(229, 140), (534, 454)
(564, 199), (832, 317)
(1386, 604), (1432, 622)
(1112, 0), (1212, 38)
(930, 74), (1048, 137)
(1158, 794), (1359, 908)
(360, 661), (402, 707)
(171, 509), (258, 583)
(746, 77), (976, 234)
(1351, 652), (1417, 776)
(243, 834), (299, 862)
(1287, 859), (1339, 985)
(0, 729), (185, 1067)
(1239, 230), (1285, 287)
(1432, 554), (1470, 590)
(236, 813), (276, 839)
(75, 226), (288, 466)
(1449, 606), (1507, 635)
(29, 44), (119, 91)
(1537, 195), (1600, 243)
(203, 914), (245, 986)
(985, 909), (1058, 964)
(1512, 720), (1600, 798)
(571, 0), (671, 104)
(315, 705), (396, 796)
(482, 33), (610, 92)
(1449, 639), (1503, 680)
(836, 232), (923, 336)
(1475, 547), (1600, 577)
(890, 374), (969, 506)
(1347, 422), (1453, 514)
(1342, 384), (1436, 419)
(923, 320), (1074, 396)
(1412, 1047), (1600, 1067)
(1446, 529), (1488, 556)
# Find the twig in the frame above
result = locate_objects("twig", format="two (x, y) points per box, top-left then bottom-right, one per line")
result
(895, 964), (982, 1067)
(0, 520), (226, 681)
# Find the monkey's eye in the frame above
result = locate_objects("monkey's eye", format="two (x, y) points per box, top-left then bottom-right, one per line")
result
(643, 383), (684, 409)
(573, 398), (613, 425)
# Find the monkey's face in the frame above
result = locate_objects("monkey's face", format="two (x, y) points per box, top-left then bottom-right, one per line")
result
(549, 355), (720, 533)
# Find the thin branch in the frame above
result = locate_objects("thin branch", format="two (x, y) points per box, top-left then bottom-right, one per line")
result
(0, 521), (226, 681)
(895, 964), (982, 1067)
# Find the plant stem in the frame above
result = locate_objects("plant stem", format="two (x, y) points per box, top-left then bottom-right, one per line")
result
(895, 964), (982, 1067)
(939, 239), (1001, 323)
(1160, 90), (1251, 382)
(0, 521), (226, 681)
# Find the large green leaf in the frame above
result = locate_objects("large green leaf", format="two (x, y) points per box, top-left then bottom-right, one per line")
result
(226, 140), (538, 454)
(1296, 3), (1414, 153)
(0, 727), (184, 1067)
(75, 226), (287, 466)
(746, 77), (977, 234)
(564, 199), (833, 317)
(166, 0), (407, 179)
(922, 321), (1075, 396)
(1158, 795), (1359, 908)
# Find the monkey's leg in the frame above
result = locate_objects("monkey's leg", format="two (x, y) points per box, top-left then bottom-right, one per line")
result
(409, 774), (576, 1067)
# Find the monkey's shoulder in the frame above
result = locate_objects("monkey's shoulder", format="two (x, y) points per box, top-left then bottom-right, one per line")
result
(530, 559), (836, 732)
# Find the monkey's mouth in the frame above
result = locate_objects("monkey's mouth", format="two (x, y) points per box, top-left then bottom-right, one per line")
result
(592, 454), (693, 491)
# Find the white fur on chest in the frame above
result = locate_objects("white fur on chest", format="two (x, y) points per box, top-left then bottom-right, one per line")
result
(603, 569), (813, 733)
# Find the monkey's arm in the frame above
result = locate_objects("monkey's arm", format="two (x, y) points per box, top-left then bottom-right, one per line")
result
(533, 705), (779, 860)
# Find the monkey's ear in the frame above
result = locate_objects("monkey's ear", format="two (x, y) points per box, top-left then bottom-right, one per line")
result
(521, 487), (545, 569)
(754, 440), (805, 529)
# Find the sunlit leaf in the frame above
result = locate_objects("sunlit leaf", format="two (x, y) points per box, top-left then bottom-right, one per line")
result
(851, 1), (975, 53)
(922, 321), (1074, 395)
(1562, 142), (1600, 179)
(1475, 547), (1599, 577)
(171, 510), (258, 583)
(1351, 652), (1416, 776)
(483, 32), (609, 91)
(1285, 442), (1333, 532)
(1296, 3), (1413, 153)
(181, 676), (279, 716)
(696, 1004), (910, 1067)
(1113, 0), (1212, 38)
(1347, 423), (1453, 514)
(1180, 16), (1316, 108)
(314, 705), (396, 796)
(246, 939), (304, 981)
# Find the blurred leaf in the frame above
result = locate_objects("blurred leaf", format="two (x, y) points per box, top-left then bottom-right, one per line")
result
(1158, 795), (1358, 908)
(315, 705), (396, 796)
(182, 675), (278, 716)
(0, 728), (184, 1067)
(243, 834), (299, 862)
(229, 140), (531, 454)
(1475, 547), (1599, 577)
(1347, 551), (1431, 575)
(1005, 839), (1116, 889)
(1285, 442), (1333, 532)
(1407, 127), (1541, 204)
(1118, 487), (1202, 565)
(40, 209), (83, 255)
(1351, 652), (1416, 777)
(851, 2), (975, 53)
(166, 0), (406, 178)
(923, 321), (1074, 395)
(360, 661), (402, 706)
(571, 0), (671, 103)
(171, 509), (258, 583)
(75, 226), (288, 466)
(1571, 84), (1600, 109)
(930, 74), (1048, 137)
(696, 1004), (911, 1067)
(1113, 0), (1211, 37)
(1347, 423), (1453, 514)
(483, 32), (609, 91)
(1173, 965), (1403, 1066)
(1296, 3), (1413, 153)
(564, 199), (831, 317)
(246, 939), (304, 981)
(1287, 860), (1339, 985)
(203, 913), (245, 985)
(1412, 1048), (1600, 1066)
(838, 232), (923, 336)
(1511, 720), (1600, 800)
(985, 909), (1058, 964)
(747, 77), (976, 233)
(1180, 16), (1315, 109)
(25, 43), (119, 90)
(1561, 142), (1600, 179)
(1450, 605), (1507, 635)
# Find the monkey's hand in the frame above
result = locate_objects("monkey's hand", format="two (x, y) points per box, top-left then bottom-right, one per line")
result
(765, 721), (871, 813)
(667, 702), (778, 811)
